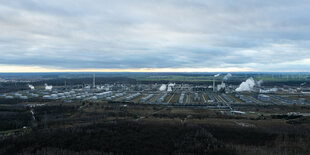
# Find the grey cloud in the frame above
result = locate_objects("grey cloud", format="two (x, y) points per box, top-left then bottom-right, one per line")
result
(0, 0), (309, 71)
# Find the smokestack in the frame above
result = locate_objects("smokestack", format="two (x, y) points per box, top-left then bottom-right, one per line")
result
(213, 78), (215, 92)
(213, 74), (220, 92)
(93, 73), (96, 88)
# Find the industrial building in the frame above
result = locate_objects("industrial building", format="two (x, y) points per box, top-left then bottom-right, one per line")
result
(258, 94), (271, 101)
(179, 92), (185, 104)
(194, 93), (200, 101)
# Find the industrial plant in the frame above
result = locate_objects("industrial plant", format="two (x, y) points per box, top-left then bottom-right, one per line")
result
(1, 74), (309, 109)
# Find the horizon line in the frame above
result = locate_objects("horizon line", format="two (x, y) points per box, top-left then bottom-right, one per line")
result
(0, 65), (308, 73)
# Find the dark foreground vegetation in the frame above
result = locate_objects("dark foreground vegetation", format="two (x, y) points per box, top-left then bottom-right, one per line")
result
(1, 121), (234, 155)
(0, 101), (310, 154)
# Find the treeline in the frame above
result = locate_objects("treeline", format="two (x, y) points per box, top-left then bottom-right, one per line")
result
(0, 82), (29, 93)
(263, 81), (310, 86)
(0, 98), (54, 105)
(139, 79), (310, 86)
(0, 77), (137, 93)
(31, 77), (137, 86)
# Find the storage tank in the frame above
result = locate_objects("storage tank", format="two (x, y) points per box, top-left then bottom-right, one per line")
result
(32, 94), (39, 97)
(43, 95), (51, 99)
(141, 94), (154, 103)
(179, 92), (185, 104)
(157, 93), (168, 103)
(20, 96), (28, 100)
(5, 96), (14, 99)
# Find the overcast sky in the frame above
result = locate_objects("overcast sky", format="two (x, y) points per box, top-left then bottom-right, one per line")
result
(0, 0), (309, 72)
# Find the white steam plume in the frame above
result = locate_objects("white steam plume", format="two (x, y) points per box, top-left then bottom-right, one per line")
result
(236, 77), (256, 92)
(214, 74), (220, 77)
(28, 84), (35, 90)
(257, 80), (264, 87)
(159, 84), (167, 91)
(223, 73), (232, 81)
(45, 84), (53, 91)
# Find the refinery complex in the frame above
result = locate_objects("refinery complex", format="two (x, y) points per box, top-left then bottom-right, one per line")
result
(1, 74), (309, 109)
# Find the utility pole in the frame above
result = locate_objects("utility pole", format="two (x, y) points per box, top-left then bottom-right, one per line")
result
(213, 78), (215, 92)
(93, 73), (96, 89)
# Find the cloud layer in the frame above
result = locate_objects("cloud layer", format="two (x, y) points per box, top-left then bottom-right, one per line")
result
(0, 0), (310, 72)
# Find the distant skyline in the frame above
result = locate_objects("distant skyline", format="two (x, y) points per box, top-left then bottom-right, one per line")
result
(0, 0), (310, 72)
